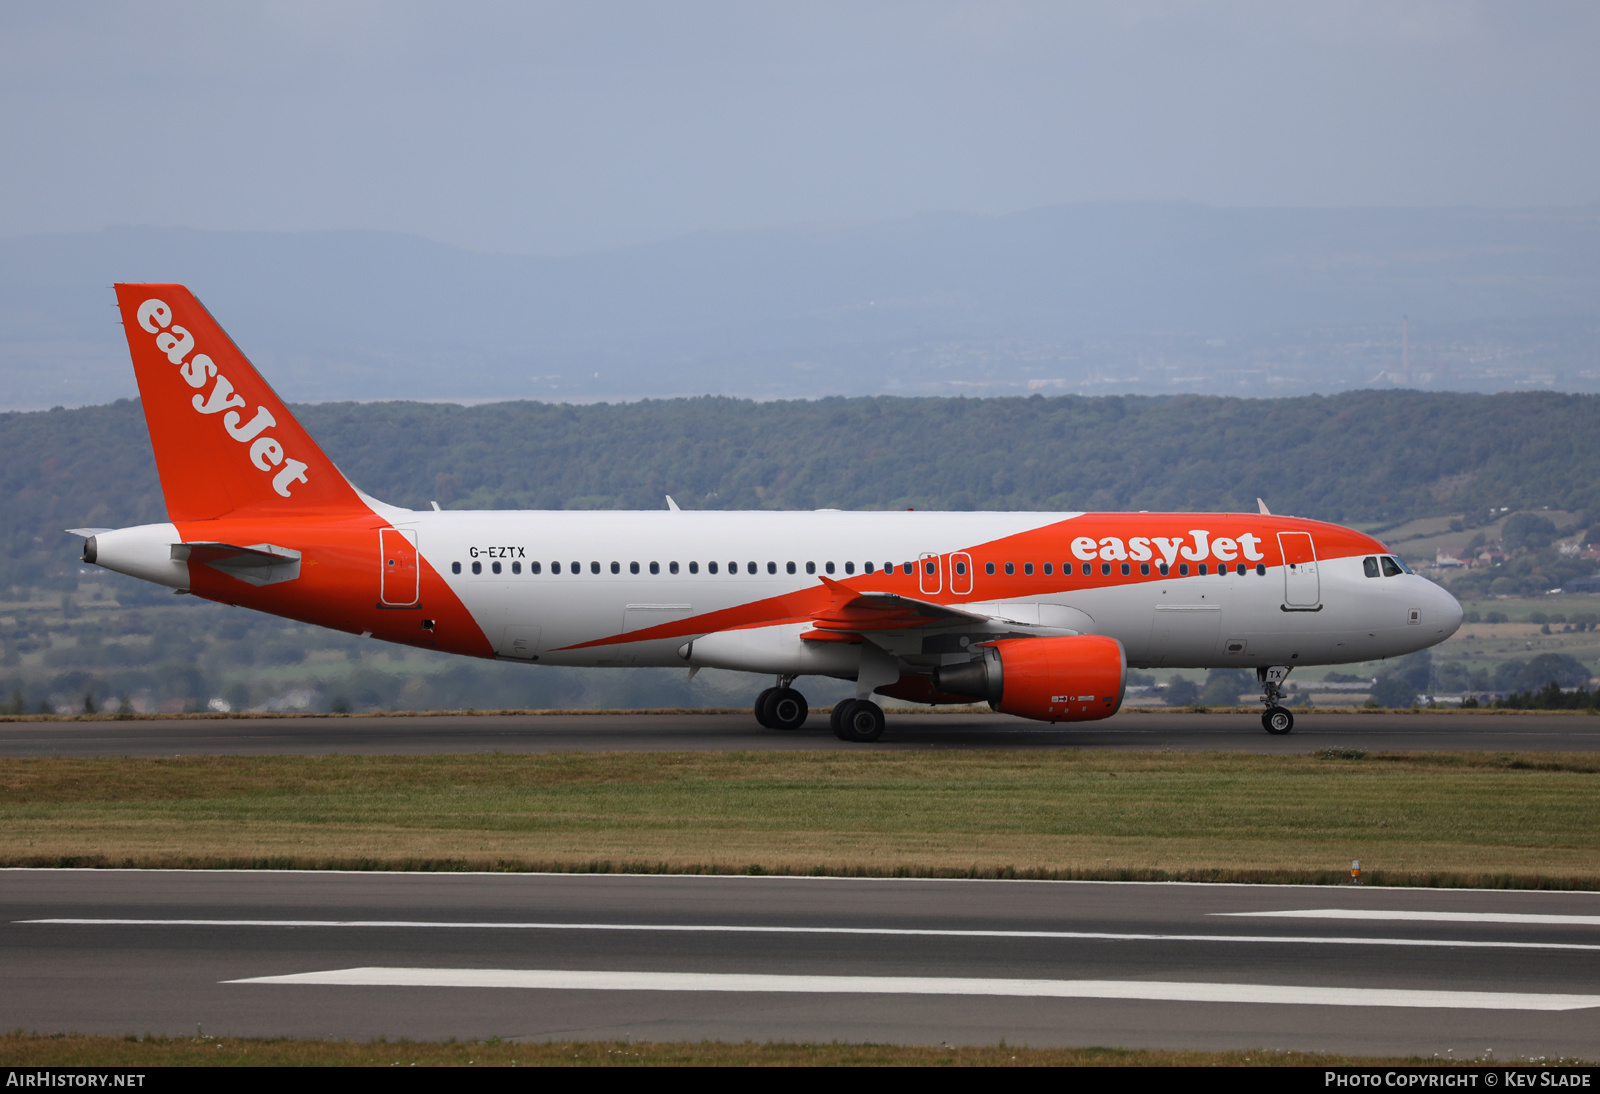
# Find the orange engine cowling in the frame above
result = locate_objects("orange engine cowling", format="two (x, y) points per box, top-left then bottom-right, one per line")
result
(931, 634), (1126, 723)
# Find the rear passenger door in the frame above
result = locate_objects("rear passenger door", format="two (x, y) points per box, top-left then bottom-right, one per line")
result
(380, 528), (420, 607)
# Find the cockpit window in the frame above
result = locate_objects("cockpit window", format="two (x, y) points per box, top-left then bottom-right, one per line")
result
(1380, 556), (1403, 577)
(1363, 557), (1380, 578)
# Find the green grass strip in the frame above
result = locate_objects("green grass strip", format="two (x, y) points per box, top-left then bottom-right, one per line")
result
(5, 750), (1600, 888)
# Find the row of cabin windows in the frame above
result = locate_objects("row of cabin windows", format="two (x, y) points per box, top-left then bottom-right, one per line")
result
(451, 559), (928, 577)
(451, 558), (1270, 578)
(986, 560), (1268, 578)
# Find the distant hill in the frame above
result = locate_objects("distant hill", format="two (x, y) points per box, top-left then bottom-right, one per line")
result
(4, 389), (1597, 591)
(3, 203), (1599, 408)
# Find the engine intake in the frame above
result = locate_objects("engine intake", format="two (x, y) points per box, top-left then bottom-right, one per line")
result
(932, 634), (1126, 723)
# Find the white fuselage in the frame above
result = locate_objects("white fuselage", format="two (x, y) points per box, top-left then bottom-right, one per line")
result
(393, 508), (1461, 675)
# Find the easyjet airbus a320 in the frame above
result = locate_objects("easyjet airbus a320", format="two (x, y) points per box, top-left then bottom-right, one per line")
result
(74, 285), (1463, 740)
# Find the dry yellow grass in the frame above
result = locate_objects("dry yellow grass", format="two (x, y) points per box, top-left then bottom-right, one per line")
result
(4, 750), (1600, 885)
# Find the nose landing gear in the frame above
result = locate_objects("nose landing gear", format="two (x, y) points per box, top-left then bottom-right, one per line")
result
(1258, 665), (1294, 735)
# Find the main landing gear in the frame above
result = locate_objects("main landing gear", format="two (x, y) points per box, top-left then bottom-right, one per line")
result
(830, 698), (886, 743)
(1258, 665), (1294, 735)
(752, 676), (883, 741)
(753, 678), (809, 731)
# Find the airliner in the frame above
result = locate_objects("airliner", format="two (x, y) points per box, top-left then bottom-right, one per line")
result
(74, 285), (1463, 740)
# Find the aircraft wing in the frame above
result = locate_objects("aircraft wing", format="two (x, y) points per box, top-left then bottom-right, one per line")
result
(804, 575), (991, 638)
(803, 575), (1078, 653)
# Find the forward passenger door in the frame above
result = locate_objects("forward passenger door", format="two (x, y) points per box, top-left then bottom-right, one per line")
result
(1278, 532), (1321, 609)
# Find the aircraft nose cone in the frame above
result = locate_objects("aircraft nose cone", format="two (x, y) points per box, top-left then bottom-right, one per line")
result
(1433, 583), (1464, 639)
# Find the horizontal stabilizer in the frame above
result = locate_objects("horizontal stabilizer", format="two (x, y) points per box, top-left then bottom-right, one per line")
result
(171, 542), (302, 587)
(66, 527), (114, 538)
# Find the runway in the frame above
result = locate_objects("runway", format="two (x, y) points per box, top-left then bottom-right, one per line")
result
(7, 869), (1600, 1056)
(1, 709), (1596, 756)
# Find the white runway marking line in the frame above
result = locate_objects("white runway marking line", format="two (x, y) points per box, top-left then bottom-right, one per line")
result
(1219, 909), (1600, 926)
(24, 918), (1600, 953)
(223, 968), (1600, 1010)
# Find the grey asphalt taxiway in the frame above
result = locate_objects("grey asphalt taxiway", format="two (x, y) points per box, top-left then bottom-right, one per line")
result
(7, 869), (1600, 1056)
(1, 709), (1596, 756)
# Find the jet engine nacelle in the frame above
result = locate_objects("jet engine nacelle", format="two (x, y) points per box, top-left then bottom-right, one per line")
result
(932, 634), (1126, 723)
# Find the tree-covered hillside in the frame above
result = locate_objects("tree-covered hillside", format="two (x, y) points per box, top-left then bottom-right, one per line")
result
(4, 389), (1597, 588)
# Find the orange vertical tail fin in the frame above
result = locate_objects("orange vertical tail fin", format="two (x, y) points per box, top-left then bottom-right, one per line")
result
(113, 284), (365, 521)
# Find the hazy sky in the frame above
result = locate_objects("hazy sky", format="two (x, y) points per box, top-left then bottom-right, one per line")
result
(3, 1), (1597, 255)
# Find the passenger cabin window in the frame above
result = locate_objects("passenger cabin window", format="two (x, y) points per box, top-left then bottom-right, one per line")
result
(806, 562), (816, 574)
(1023, 563), (1033, 575)
(709, 561), (719, 574)
(1158, 563), (1169, 576)
(769, 561), (778, 574)
(864, 562), (875, 574)
(1101, 563), (1111, 576)
(669, 561), (679, 574)
(611, 561), (621, 574)
(451, 561), (461, 574)
(492, 561), (501, 574)
(1381, 556), (1403, 577)
(787, 562), (797, 574)
(1121, 563), (1131, 575)
(1198, 563), (1207, 575)
(1255, 563), (1266, 575)
(571, 561), (580, 574)
(629, 562), (639, 574)
(1005, 562), (1015, 575)
(689, 561), (698, 574)
(1178, 563), (1189, 576)
(1140, 563), (1150, 575)
(472, 561), (482, 574)
(1082, 563), (1092, 576)
(649, 562), (660, 575)
(748, 561), (758, 574)
(843, 561), (854, 574)
(1043, 563), (1052, 575)
(985, 562), (995, 575)
(590, 561), (600, 574)
(512, 561), (521, 574)
(825, 562), (835, 574)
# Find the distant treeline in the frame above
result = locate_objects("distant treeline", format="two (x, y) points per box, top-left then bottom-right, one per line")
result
(5, 389), (1599, 587)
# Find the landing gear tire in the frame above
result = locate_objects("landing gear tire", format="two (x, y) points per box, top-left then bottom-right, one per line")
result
(834, 699), (885, 743)
(753, 687), (779, 729)
(830, 699), (856, 739)
(768, 688), (809, 731)
(1262, 706), (1295, 735)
